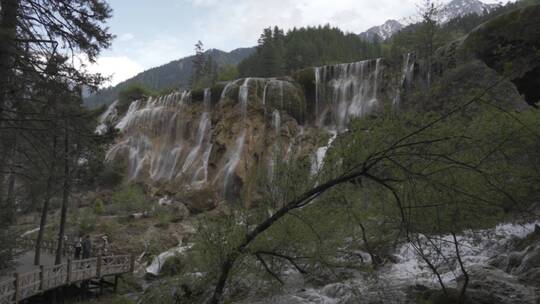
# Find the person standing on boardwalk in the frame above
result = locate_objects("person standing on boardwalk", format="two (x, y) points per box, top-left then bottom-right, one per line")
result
(82, 235), (92, 259)
(74, 235), (83, 259)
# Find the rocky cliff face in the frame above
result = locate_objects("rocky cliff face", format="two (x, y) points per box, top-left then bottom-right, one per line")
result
(97, 57), (415, 207)
(98, 4), (540, 207)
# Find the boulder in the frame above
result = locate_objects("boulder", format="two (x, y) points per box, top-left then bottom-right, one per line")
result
(457, 265), (538, 304)
(463, 4), (540, 106)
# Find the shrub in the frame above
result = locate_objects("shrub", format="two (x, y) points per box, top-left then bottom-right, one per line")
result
(108, 184), (148, 214)
(79, 209), (96, 234)
(93, 198), (105, 215)
(160, 255), (185, 277)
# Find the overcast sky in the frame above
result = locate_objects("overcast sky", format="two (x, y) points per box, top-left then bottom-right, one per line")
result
(91, 0), (509, 86)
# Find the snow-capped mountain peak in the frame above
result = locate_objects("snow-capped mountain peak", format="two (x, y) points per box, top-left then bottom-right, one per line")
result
(359, 19), (403, 42)
(440, 0), (499, 23)
(358, 0), (501, 41)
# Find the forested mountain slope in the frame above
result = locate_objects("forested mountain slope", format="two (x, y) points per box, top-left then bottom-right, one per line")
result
(84, 47), (254, 109)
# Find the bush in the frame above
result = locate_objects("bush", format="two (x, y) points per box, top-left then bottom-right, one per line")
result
(117, 83), (155, 114)
(93, 198), (105, 215)
(110, 295), (135, 304)
(160, 255), (185, 277)
(154, 206), (171, 229)
(108, 184), (148, 214)
(79, 209), (96, 234)
(97, 162), (124, 188)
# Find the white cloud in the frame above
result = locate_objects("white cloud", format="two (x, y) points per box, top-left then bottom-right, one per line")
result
(118, 33), (135, 42)
(87, 56), (144, 87)
(100, 0), (514, 85)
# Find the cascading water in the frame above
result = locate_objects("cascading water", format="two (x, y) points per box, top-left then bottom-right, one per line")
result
(393, 53), (415, 105)
(215, 78), (251, 197)
(103, 57), (402, 200)
(180, 89), (212, 178)
(239, 221), (540, 304)
(314, 59), (382, 130)
(95, 99), (119, 135)
(311, 130), (338, 175)
(106, 90), (217, 183)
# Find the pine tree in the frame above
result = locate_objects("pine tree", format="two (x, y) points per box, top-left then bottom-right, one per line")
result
(191, 40), (206, 87)
(0, 0), (113, 266)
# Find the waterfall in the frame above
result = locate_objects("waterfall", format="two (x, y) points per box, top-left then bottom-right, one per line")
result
(106, 91), (191, 181)
(314, 59), (382, 130)
(315, 67), (321, 122)
(191, 143), (213, 187)
(216, 79), (251, 196)
(262, 82), (269, 106)
(239, 78), (250, 118)
(279, 80), (284, 108)
(95, 100), (119, 135)
(181, 88), (212, 177)
(220, 131), (246, 196)
(272, 109), (281, 136)
(311, 130), (338, 175)
(181, 112), (210, 174)
(146, 243), (193, 276)
(393, 53), (415, 105)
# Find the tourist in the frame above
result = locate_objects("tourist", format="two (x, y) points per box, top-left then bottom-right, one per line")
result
(82, 234), (92, 259)
(74, 235), (83, 260)
(101, 235), (110, 256)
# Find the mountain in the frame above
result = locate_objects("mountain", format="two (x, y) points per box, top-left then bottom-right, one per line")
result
(358, 0), (500, 41)
(84, 47), (255, 109)
(440, 0), (499, 23)
(358, 19), (403, 42)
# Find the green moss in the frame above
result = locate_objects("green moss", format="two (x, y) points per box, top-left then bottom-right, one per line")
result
(210, 82), (227, 104)
(191, 87), (205, 102)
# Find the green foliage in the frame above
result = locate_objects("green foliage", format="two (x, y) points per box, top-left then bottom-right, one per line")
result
(191, 213), (245, 275)
(154, 206), (171, 229)
(117, 83), (155, 114)
(140, 275), (210, 304)
(109, 184), (148, 214)
(239, 25), (382, 77)
(79, 208), (97, 234)
(93, 198), (105, 215)
(160, 254), (185, 277)
(110, 295), (135, 304)
(218, 64), (239, 82)
(96, 162), (125, 188)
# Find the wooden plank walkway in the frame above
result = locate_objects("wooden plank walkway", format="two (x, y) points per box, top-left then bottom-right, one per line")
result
(0, 238), (134, 304)
(0, 254), (134, 304)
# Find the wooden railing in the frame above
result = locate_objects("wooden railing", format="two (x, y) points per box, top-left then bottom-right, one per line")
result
(0, 255), (134, 304)
(17, 238), (78, 257)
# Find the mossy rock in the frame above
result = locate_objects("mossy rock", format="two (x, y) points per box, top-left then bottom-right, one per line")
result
(263, 80), (307, 123)
(160, 255), (185, 277)
(191, 87), (205, 103)
(463, 4), (540, 105)
(293, 67), (317, 118)
(408, 59), (527, 113)
(140, 275), (210, 304)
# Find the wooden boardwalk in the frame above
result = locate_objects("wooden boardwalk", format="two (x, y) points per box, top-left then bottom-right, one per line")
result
(0, 240), (134, 303)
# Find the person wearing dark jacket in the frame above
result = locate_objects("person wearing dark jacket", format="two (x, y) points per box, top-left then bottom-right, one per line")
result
(74, 235), (83, 259)
(82, 235), (92, 259)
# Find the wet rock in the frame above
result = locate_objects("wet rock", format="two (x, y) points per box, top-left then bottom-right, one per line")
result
(458, 265), (538, 304)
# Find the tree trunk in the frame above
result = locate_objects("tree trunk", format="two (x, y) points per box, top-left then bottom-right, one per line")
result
(55, 121), (70, 264)
(34, 135), (58, 266)
(0, 0), (20, 214)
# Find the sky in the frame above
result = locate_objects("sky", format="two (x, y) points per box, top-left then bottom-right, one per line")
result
(91, 0), (509, 86)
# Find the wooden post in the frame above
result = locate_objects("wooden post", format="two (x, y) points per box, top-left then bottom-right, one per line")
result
(96, 256), (102, 278)
(39, 265), (45, 291)
(66, 259), (72, 284)
(13, 273), (19, 304)
(129, 254), (135, 273)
